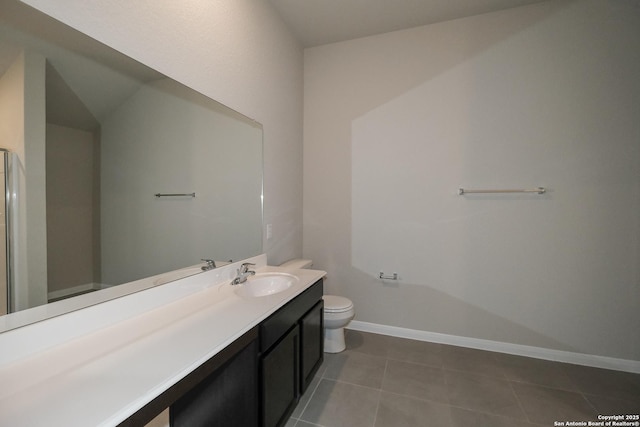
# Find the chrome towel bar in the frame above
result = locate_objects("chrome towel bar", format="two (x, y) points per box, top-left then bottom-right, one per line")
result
(155, 192), (196, 198)
(458, 187), (546, 195)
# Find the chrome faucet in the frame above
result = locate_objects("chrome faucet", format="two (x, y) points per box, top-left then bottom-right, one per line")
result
(232, 262), (256, 285)
(201, 259), (216, 271)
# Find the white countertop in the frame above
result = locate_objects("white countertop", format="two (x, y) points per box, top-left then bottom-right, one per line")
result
(0, 255), (326, 427)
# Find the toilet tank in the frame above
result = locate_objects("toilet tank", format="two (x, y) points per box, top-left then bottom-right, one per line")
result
(279, 259), (313, 269)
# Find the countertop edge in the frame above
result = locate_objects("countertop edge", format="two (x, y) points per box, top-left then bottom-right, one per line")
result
(0, 255), (327, 427)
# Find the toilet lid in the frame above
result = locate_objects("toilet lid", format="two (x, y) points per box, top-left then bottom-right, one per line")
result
(323, 295), (353, 312)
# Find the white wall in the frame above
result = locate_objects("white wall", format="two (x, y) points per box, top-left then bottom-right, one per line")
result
(304, 0), (640, 361)
(21, 51), (48, 309)
(46, 124), (96, 293)
(20, 0), (304, 266)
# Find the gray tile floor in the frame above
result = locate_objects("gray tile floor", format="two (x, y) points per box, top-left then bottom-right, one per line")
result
(286, 330), (640, 427)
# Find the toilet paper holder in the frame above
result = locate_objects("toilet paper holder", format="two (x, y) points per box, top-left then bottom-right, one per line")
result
(379, 272), (398, 280)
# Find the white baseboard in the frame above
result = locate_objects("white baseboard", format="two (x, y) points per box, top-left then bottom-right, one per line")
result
(48, 283), (102, 301)
(347, 320), (640, 374)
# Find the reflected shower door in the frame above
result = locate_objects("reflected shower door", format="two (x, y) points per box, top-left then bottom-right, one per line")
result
(0, 150), (7, 315)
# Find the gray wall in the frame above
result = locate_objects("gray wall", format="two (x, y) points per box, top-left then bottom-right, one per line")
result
(303, 0), (640, 361)
(46, 123), (97, 294)
(99, 81), (262, 285)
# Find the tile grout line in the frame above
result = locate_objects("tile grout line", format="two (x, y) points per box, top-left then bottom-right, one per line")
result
(370, 359), (389, 427)
(320, 331), (640, 426)
(507, 378), (533, 424)
(578, 391), (601, 419)
(295, 367), (328, 424)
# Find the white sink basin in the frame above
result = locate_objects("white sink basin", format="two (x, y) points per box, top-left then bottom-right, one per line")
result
(234, 272), (298, 297)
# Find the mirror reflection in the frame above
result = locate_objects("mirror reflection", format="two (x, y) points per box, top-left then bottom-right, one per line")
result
(0, 4), (263, 328)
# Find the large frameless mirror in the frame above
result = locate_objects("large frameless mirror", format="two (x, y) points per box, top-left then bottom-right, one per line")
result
(0, 1), (263, 331)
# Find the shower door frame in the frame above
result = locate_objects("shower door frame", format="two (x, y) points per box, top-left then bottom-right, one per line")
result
(1, 149), (14, 315)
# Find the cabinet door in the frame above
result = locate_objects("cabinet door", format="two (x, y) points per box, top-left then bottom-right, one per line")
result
(261, 325), (299, 427)
(170, 339), (258, 427)
(300, 300), (323, 393)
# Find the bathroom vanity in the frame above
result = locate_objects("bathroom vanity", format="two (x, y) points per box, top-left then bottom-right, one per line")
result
(169, 278), (323, 427)
(0, 255), (325, 427)
(258, 278), (323, 427)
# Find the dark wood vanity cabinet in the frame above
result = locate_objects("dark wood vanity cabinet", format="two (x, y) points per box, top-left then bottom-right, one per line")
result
(170, 333), (259, 427)
(299, 299), (324, 393)
(261, 325), (300, 427)
(134, 279), (324, 427)
(259, 278), (324, 427)
(120, 327), (259, 427)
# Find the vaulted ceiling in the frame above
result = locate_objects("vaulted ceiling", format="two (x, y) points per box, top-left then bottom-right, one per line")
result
(267, 0), (548, 47)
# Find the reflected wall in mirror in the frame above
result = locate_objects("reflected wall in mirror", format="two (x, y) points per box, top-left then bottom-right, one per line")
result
(0, 1), (263, 327)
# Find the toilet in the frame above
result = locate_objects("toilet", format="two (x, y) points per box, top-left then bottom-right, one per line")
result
(279, 259), (355, 353)
(322, 294), (354, 353)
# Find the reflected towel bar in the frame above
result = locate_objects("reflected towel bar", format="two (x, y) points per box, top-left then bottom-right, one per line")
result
(458, 187), (546, 195)
(155, 192), (196, 198)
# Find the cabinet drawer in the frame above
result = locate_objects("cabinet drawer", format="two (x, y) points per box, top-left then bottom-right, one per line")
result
(260, 279), (323, 353)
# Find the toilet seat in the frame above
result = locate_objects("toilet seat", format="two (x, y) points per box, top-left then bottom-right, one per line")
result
(323, 295), (353, 313)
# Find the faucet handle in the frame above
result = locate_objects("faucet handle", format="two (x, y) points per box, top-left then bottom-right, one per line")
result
(240, 262), (255, 273)
(201, 259), (216, 269)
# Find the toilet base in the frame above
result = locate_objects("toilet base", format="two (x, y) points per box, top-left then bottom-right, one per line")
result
(324, 327), (346, 353)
